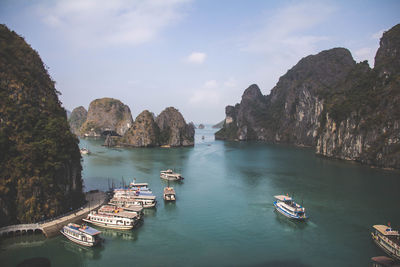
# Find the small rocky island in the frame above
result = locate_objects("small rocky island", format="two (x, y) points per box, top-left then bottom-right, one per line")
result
(216, 24), (400, 170)
(80, 98), (133, 137)
(70, 102), (195, 147)
(0, 25), (85, 226)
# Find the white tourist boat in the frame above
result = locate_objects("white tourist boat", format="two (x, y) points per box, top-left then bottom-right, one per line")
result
(160, 169), (184, 181)
(129, 180), (149, 189)
(99, 204), (143, 220)
(60, 223), (102, 247)
(114, 188), (154, 197)
(108, 203), (144, 218)
(273, 195), (307, 220)
(163, 187), (176, 201)
(110, 195), (157, 208)
(371, 224), (400, 260)
(82, 210), (138, 230)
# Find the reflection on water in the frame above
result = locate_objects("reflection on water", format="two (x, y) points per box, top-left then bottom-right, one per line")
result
(100, 228), (138, 242)
(0, 234), (46, 250)
(61, 239), (104, 260)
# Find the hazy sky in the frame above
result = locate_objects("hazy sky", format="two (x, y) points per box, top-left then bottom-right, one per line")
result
(1, 0), (399, 123)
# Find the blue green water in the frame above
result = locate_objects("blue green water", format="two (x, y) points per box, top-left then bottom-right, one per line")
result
(1, 127), (400, 267)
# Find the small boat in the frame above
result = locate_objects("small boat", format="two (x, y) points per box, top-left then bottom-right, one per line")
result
(82, 210), (138, 230)
(371, 224), (400, 260)
(163, 187), (176, 201)
(80, 148), (91, 155)
(273, 195), (307, 220)
(160, 169), (184, 181)
(60, 223), (102, 247)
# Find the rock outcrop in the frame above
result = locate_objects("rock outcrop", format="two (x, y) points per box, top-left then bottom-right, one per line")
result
(198, 124), (205, 129)
(68, 106), (87, 135)
(80, 98), (133, 137)
(0, 25), (85, 226)
(156, 107), (195, 147)
(119, 110), (160, 147)
(216, 24), (400, 170)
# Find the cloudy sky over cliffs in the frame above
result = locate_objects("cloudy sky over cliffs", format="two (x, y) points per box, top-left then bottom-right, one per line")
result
(1, 0), (399, 123)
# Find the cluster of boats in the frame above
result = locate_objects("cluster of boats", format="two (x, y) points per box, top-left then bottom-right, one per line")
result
(273, 194), (400, 261)
(61, 169), (181, 247)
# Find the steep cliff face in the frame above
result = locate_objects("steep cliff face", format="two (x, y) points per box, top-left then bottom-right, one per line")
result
(0, 25), (85, 226)
(316, 24), (400, 169)
(80, 98), (133, 137)
(156, 107), (195, 147)
(68, 106), (87, 135)
(119, 110), (160, 147)
(216, 24), (400, 169)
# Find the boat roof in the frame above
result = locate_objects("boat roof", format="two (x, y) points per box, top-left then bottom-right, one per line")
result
(373, 225), (399, 236)
(67, 223), (101, 236)
(129, 182), (148, 186)
(132, 195), (156, 200)
(80, 226), (101, 236)
(164, 187), (175, 194)
(274, 195), (293, 201)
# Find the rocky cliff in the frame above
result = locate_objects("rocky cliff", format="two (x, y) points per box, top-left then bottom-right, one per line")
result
(0, 25), (85, 226)
(80, 98), (133, 137)
(216, 24), (400, 170)
(156, 107), (195, 147)
(119, 110), (160, 147)
(68, 106), (87, 135)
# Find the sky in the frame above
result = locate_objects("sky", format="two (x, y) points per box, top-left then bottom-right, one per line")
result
(1, 0), (399, 123)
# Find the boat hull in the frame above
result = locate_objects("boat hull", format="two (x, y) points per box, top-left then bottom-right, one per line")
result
(371, 232), (400, 260)
(160, 176), (183, 181)
(60, 230), (97, 247)
(273, 201), (307, 220)
(82, 218), (134, 230)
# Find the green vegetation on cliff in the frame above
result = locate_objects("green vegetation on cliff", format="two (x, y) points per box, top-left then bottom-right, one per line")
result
(0, 25), (85, 226)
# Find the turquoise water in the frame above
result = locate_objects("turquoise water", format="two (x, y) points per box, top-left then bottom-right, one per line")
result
(1, 127), (400, 267)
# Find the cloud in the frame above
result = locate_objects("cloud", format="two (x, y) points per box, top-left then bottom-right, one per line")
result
(186, 52), (206, 64)
(204, 80), (218, 89)
(37, 0), (190, 47)
(243, 2), (334, 58)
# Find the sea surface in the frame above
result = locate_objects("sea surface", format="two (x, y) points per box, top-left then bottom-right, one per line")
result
(1, 126), (400, 267)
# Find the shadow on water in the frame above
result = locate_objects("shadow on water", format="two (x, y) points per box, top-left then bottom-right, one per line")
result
(274, 210), (308, 230)
(61, 239), (104, 260)
(249, 260), (311, 267)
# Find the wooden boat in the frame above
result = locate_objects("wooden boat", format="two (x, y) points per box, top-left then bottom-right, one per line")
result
(60, 223), (102, 247)
(371, 224), (400, 260)
(160, 169), (184, 181)
(163, 187), (176, 201)
(273, 195), (307, 220)
(82, 210), (138, 230)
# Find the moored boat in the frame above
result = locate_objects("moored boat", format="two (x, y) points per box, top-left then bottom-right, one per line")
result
(163, 187), (176, 201)
(273, 195), (307, 220)
(82, 210), (138, 230)
(60, 223), (102, 247)
(160, 169), (184, 181)
(371, 224), (400, 260)
(109, 195), (157, 208)
(99, 204), (143, 220)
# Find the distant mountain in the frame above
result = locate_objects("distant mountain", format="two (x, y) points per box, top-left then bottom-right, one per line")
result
(212, 120), (224, 129)
(216, 24), (400, 170)
(66, 109), (71, 119)
(68, 106), (87, 135)
(0, 24), (85, 226)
